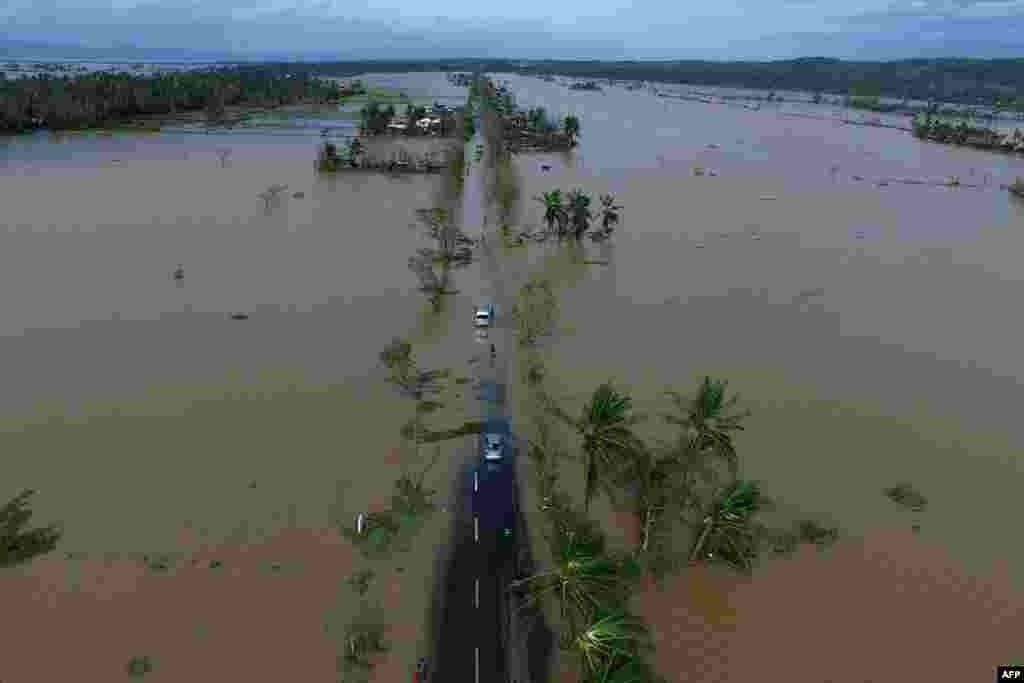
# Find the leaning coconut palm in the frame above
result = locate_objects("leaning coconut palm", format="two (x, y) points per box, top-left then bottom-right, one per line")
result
(623, 444), (682, 555)
(549, 381), (645, 512)
(574, 609), (650, 681)
(510, 544), (628, 640)
(566, 188), (594, 240)
(598, 194), (622, 234)
(689, 479), (764, 572)
(535, 190), (568, 235)
(564, 114), (581, 147)
(662, 377), (749, 479)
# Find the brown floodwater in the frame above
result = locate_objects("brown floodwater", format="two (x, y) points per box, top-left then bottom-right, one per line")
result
(490, 73), (1024, 677)
(2, 71), (1022, 680)
(0, 73), (485, 682)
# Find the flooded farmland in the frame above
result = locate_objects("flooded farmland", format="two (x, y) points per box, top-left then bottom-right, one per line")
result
(494, 72), (1024, 681)
(0, 72), (485, 683)
(2, 70), (1023, 682)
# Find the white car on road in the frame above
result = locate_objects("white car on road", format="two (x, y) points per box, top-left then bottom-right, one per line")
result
(474, 304), (495, 328)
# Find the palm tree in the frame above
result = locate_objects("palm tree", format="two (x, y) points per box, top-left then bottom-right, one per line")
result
(598, 194), (621, 233)
(573, 609), (650, 682)
(566, 189), (594, 240)
(623, 444), (678, 554)
(535, 190), (568, 235)
(662, 377), (749, 479)
(689, 479), (764, 572)
(564, 114), (581, 146)
(510, 544), (629, 639)
(550, 381), (644, 512)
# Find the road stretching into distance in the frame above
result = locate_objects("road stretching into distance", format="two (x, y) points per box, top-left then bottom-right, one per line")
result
(431, 101), (520, 683)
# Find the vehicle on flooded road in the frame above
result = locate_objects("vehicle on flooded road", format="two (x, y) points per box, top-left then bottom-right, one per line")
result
(479, 417), (510, 470)
(474, 304), (495, 328)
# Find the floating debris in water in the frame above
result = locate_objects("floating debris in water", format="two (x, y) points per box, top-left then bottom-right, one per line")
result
(759, 194), (777, 201)
(292, 191), (305, 199)
(852, 175), (864, 181)
(229, 313), (250, 320)
(793, 287), (825, 303)
(695, 242), (705, 249)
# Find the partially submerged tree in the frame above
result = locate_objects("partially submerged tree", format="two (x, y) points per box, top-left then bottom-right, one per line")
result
(566, 189), (594, 240)
(573, 609), (651, 683)
(1, 489), (62, 568)
(257, 184), (288, 210)
(661, 377), (749, 479)
(563, 114), (581, 147)
(598, 194), (621, 234)
(535, 190), (569, 236)
(511, 544), (630, 642)
(689, 479), (765, 572)
(548, 381), (645, 512)
(511, 277), (559, 347)
(378, 337), (446, 403)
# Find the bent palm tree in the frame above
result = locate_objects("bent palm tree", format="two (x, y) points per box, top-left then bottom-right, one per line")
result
(662, 377), (749, 479)
(599, 194), (622, 233)
(566, 188), (594, 240)
(510, 546), (628, 639)
(535, 190), (568, 235)
(564, 114), (581, 146)
(689, 480), (763, 572)
(550, 381), (644, 512)
(574, 609), (650, 681)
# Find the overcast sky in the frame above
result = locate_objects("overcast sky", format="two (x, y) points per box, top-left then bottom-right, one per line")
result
(3, 0), (1024, 60)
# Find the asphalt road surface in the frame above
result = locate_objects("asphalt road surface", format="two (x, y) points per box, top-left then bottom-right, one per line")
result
(430, 114), (518, 683)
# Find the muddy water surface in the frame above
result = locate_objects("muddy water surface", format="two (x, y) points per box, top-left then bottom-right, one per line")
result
(492, 73), (1024, 678)
(0, 72), (483, 682)
(3, 68), (1023, 681)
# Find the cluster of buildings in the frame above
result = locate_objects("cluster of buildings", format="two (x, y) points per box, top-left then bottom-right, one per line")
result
(384, 103), (459, 136)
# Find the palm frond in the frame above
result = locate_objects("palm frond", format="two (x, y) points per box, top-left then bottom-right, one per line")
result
(575, 609), (650, 676)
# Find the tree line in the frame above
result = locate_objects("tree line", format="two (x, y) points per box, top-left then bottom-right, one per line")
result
(0, 65), (345, 132)
(274, 58), (1024, 108)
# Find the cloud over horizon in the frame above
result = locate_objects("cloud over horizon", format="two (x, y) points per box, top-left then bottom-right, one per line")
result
(3, 0), (1024, 59)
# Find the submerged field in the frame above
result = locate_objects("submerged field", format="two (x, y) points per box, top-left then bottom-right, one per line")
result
(0, 125), (485, 681)
(494, 68), (1024, 681)
(3, 68), (1024, 682)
